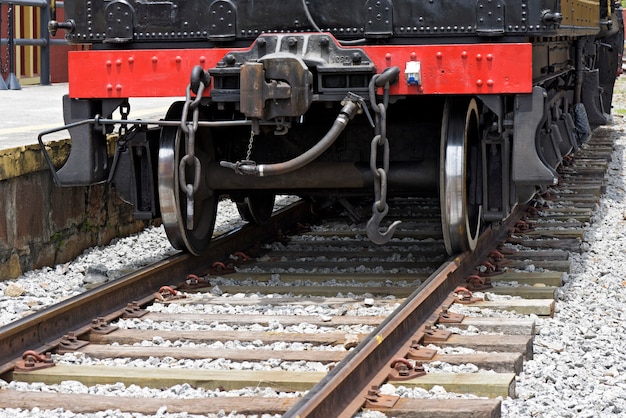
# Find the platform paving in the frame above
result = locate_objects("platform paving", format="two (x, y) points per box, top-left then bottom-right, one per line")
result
(0, 83), (177, 150)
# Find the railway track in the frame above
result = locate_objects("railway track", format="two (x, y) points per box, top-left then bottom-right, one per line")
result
(0, 132), (612, 417)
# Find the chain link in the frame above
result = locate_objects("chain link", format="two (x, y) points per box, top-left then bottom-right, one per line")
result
(245, 129), (255, 161)
(366, 69), (401, 244)
(179, 81), (206, 230)
(370, 87), (390, 213)
(118, 100), (130, 137)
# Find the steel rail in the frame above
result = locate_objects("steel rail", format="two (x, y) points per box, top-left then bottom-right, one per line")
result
(0, 201), (313, 377)
(284, 203), (527, 417)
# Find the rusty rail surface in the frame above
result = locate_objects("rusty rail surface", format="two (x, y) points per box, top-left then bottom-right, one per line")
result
(0, 200), (314, 376)
(284, 203), (528, 417)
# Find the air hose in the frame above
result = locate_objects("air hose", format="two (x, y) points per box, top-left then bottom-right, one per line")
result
(220, 98), (361, 176)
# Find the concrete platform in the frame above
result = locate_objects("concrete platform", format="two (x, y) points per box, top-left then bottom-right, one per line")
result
(0, 83), (179, 150)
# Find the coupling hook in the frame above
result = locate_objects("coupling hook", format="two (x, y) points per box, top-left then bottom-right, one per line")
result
(366, 202), (401, 245)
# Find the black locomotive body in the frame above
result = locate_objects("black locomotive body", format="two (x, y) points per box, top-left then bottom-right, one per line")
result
(42, 0), (624, 255)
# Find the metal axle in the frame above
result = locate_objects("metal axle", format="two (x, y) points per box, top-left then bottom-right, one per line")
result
(205, 161), (438, 192)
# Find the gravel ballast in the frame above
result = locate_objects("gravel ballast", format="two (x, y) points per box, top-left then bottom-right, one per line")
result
(360, 116), (626, 417)
(3, 97), (626, 416)
(501, 118), (626, 416)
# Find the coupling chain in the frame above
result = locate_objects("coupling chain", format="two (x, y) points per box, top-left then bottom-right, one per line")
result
(369, 75), (392, 215)
(370, 103), (389, 213)
(179, 80), (206, 230)
(366, 67), (401, 244)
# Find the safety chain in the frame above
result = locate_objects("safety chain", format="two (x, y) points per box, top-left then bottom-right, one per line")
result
(366, 67), (402, 244)
(107, 125), (138, 183)
(225, 128), (257, 175)
(105, 101), (132, 183)
(118, 100), (130, 137)
(245, 128), (255, 161)
(179, 68), (209, 230)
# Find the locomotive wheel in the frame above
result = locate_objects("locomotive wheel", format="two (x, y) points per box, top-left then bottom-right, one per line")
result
(158, 101), (217, 255)
(236, 193), (276, 225)
(440, 97), (483, 255)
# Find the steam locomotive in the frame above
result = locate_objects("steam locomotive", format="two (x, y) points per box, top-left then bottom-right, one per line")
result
(41, 0), (624, 255)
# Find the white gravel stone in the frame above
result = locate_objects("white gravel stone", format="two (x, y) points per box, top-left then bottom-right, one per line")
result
(358, 109), (626, 417)
(3, 102), (626, 418)
(0, 198), (300, 327)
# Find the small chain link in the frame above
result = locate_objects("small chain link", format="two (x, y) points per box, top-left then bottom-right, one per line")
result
(245, 129), (255, 161)
(118, 100), (130, 137)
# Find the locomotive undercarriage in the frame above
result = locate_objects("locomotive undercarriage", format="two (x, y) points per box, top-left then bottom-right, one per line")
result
(39, 27), (622, 256)
(32, 0), (625, 262)
(40, 71), (599, 257)
(105, 86), (571, 256)
(151, 67), (597, 255)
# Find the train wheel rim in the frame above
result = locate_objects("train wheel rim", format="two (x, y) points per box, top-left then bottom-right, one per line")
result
(439, 97), (483, 255)
(158, 101), (217, 255)
(236, 194), (276, 225)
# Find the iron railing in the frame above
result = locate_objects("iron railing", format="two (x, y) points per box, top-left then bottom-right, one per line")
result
(0, 0), (68, 89)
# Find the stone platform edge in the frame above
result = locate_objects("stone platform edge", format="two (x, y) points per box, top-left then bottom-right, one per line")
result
(0, 139), (157, 280)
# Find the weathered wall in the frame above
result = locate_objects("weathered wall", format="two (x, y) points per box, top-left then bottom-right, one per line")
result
(0, 141), (153, 280)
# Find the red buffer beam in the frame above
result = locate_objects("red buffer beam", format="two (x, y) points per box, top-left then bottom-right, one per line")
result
(67, 43), (532, 99)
